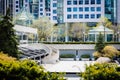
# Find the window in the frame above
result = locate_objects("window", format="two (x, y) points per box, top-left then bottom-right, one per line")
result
(67, 1), (72, 5)
(91, 7), (95, 11)
(73, 7), (77, 12)
(53, 16), (57, 20)
(40, 0), (43, 2)
(40, 13), (43, 15)
(67, 14), (72, 19)
(67, 8), (72, 12)
(85, 7), (89, 11)
(16, 5), (18, 8)
(53, 10), (57, 14)
(96, 0), (101, 4)
(16, 9), (18, 12)
(79, 14), (83, 18)
(16, 1), (18, 4)
(97, 14), (101, 18)
(79, 0), (83, 4)
(91, 0), (95, 4)
(40, 8), (43, 11)
(79, 7), (83, 11)
(91, 14), (95, 18)
(73, 14), (77, 19)
(53, 3), (57, 7)
(25, 0), (28, 2)
(85, 14), (89, 18)
(97, 7), (101, 11)
(40, 4), (43, 7)
(73, 0), (77, 5)
(85, 0), (89, 4)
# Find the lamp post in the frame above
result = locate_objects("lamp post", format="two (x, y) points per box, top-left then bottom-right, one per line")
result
(117, 31), (120, 42)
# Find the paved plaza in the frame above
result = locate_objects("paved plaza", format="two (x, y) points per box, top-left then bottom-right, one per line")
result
(42, 61), (95, 73)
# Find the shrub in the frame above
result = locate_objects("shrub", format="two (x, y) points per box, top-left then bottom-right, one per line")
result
(93, 46), (120, 59)
(103, 46), (120, 58)
(60, 54), (75, 58)
(81, 54), (90, 58)
(80, 63), (120, 80)
(0, 52), (65, 80)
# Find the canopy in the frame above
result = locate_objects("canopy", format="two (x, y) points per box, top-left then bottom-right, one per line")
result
(89, 25), (113, 34)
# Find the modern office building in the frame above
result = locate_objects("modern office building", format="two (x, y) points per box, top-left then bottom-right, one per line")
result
(0, 0), (118, 24)
(0, 0), (119, 42)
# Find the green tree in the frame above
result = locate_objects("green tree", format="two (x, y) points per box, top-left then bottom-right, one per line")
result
(0, 9), (20, 57)
(95, 32), (105, 53)
(31, 17), (56, 41)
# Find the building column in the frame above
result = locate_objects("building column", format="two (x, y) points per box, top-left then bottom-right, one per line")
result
(65, 22), (68, 42)
(105, 34), (107, 42)
(95, 34), (96, 42)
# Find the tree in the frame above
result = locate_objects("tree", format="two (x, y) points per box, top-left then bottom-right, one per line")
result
(31, 17), (56, 41)
(0, 9), (20, 57)
(69, 22), (89, 41)
(97, 17), (113, 41)
(95, 32), (105, 53)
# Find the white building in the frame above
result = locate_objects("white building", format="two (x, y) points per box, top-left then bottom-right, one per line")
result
(12, 0), (104, 23)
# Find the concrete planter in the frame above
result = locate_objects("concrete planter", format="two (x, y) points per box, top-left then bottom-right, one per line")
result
(60, 58), (74, 61)
(81, 58), (90, 61)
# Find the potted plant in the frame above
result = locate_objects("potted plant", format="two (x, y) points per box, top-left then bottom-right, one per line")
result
(81, 54), (90, 61)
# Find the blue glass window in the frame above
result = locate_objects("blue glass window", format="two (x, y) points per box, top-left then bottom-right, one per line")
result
(79, 14), (83, 18)
(53, 3), (57, 7)
(73, 7), (77, 12)
(40, 4), (43, 7)
(73, 14), (77, 19)
(96, 0), (101, 4)
(91, 7), (95, 11)
(79, 7), (83, 11)
(85, 0), (89, 4)
(79, 0), (83, 4)
(40, 8), (43, 11)
(53, 16), (57, 20)
(91, 0), (95, 4)
(16, 9), (18, 12)
(67, 1), (72, 5)
(97, 7), (101, 11)
(40, 0), (43, 2)
(25, 0), (28, 2)
(53, 10), (57, 14)
(67, 8), (72, 12)
(16, 1), (18, 4)
(97, 14), (101, 18)
(67, 14), (72, 19)
(40, 13), (43, 15)
(16, 5), (18, 8)
(85, 7), (89, 11)
(73, 0), (77, 5)
(85, 14), (89, 18)
(91, 14), (95, 18)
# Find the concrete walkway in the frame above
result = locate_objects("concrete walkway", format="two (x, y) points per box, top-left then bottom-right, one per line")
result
(42, 61), (94, 73)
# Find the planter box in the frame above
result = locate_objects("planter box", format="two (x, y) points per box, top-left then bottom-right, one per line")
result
(60, 58), (74, 61)
(81, 58), (90, 61)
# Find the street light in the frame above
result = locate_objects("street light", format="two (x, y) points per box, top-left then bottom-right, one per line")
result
(117, 31), (120, 42)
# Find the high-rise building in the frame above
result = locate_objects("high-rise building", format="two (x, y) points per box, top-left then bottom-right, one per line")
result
(0, 0), (15, 16)
(0, 0), (119, 24)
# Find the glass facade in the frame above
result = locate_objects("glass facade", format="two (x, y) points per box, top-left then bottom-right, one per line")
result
(105, 0), (117, 23)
